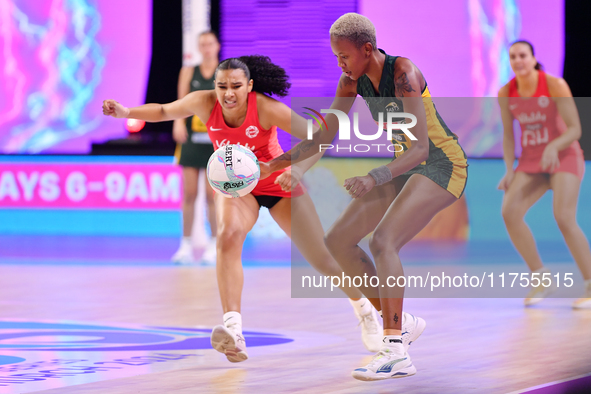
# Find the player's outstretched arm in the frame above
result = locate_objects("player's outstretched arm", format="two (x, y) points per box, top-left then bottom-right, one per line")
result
(102, 90), (214, 123)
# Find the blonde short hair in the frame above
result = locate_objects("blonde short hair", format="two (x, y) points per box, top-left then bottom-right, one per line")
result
(329, 13), (377, 49)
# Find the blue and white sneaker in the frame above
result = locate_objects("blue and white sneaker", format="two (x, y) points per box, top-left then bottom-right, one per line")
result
(352, 346), (416, 381)
(402, 312), (426, 351)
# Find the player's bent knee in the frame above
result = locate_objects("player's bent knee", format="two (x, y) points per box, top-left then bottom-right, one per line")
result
(369, 231), (399, 257)
(183, 190), (198, 205)
(217, 226), (247, 251)
(324, 230), (340, 255)
(554, 211), (576, 233)
(501, 203), (524, 225)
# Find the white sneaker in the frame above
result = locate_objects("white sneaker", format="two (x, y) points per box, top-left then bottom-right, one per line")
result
(573, 281), (591, 309)
(401, 312), (426, 351)
(524, 280), (558, 306)
(356, 308), (382, 352)
(210, 324), (248, 363)
(352, 346), (416, 381)
(171, 241), (195, 264)
(201, 237), (216, 265)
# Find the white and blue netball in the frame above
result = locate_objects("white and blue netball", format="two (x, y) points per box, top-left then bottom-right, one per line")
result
(207, 144), (260, 198)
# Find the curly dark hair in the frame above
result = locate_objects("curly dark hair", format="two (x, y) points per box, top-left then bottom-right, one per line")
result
(215, 55), (291, 97)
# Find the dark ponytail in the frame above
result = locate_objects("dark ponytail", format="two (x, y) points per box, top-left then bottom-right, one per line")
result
(215, 55), (291, 97)
(511, 40), (544, 70)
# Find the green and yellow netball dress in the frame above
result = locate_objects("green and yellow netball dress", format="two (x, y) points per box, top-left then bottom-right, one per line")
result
(356, 50), (468, 198)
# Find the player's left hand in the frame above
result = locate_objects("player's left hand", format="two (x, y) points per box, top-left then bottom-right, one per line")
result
(275, 168), (302, 192)
(344, 175), (375, 199)
(540, 144), (560, 172)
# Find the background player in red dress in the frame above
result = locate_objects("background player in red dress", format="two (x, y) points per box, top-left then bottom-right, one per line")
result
(103, 55), (425, 363)
(498, 40), (591, 308)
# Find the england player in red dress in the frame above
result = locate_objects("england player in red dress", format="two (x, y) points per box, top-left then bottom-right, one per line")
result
(498, 40), (591, 308)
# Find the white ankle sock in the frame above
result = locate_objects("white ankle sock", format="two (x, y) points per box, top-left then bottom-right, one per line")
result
(181, 236), (191, 246)
(349, 298), (372, 317)
(223, 311), (242, 331)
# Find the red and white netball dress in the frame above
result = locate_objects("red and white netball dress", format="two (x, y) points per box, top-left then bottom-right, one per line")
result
(508, 70), (584, 180)
(206, 91), (304, 197)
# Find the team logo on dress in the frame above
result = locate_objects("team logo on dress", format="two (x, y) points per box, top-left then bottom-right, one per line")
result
(386, 102), (400, 112)
(245, 125), (259, 138)
(538, 96), (550, 108)
(392, 133), (404, 141)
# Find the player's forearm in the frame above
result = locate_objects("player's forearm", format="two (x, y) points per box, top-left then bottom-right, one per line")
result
(502, 132), (516, 171)
(178, 82), (190, 100)
(383, 142), (429, 179)
(549, 126), (581, 152)
(127, 104), (175, 122)
(269, 130), (332, 172)
(291, 150), (324, 177)
(177, 67), (191, 99)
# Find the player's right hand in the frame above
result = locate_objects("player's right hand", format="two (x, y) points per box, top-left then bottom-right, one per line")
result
(497, 170), (514, 191)
(172, 119), (188, 143)
(102, 100), (130, 118)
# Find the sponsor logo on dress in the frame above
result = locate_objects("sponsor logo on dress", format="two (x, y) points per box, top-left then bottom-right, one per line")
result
(245, 125), (259, 138)
(216, 139), (255, 151)
(523, 128), (549, 147)
(517, 111), (546, 124)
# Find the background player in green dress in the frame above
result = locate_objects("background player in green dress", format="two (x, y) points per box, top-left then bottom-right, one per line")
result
(171, 31), (220, 264)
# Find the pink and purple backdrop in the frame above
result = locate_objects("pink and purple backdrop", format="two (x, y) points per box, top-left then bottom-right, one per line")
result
(356, 0), (564, 157)
(360, 0), (564, 97)
(0, 0), (151, 154)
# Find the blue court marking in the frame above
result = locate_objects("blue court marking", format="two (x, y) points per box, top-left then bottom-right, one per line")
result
(0, 210), (181, 236)
(0, 321), (294, 352)
(0, 355), (26, 366)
